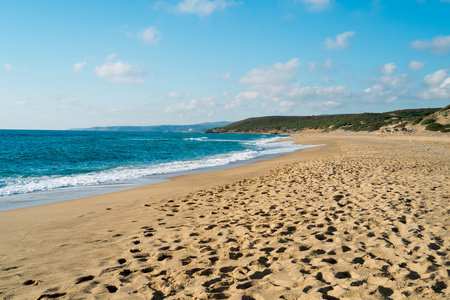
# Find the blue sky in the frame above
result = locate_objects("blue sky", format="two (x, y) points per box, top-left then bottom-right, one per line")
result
(1, 0), (450, 129)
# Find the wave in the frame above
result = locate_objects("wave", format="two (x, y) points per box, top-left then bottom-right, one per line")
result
(183, 137), (208, 141)
(0, 137), (317, 197)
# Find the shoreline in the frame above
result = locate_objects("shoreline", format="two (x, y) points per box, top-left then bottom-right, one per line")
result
(0, 135), (327, 214)
(0, 134), (311, 212)
(1, 132), (449, 299)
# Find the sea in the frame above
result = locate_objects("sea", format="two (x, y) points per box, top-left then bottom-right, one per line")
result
(0, 130), (315, 211)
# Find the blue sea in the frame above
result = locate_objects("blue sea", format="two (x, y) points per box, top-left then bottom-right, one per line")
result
(0, 130), (312, 211)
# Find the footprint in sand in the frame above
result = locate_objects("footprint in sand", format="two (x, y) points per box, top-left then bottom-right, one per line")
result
(105, 285), (118, 293)
(119, 269), (132, 277)
(181, 256), (197, 266)
(157, 253), (172, 261)
(236, 281), (253, 290)
(23, 279), (42, 286)
(37, 292), (67, 299)
(249, 268), (272, 280)
(75, 275), (95, 284)
(118, 258), (127, 264)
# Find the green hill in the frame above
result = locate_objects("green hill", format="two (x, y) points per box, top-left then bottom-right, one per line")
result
(206, 107), (450, 134)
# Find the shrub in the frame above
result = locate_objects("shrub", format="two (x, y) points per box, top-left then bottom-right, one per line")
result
(426, 123), (445, 131)
(440, 104), (450, 112)
(421, 118), (435, 125)
(413, 117), (423, 125)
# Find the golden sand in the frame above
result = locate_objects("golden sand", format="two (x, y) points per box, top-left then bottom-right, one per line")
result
(0, 132), (449, 299)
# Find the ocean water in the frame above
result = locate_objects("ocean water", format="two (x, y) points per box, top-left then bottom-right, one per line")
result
(0, 130), (313, 211)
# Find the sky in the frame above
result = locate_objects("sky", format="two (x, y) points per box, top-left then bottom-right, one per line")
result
(1, 0), (450, 130)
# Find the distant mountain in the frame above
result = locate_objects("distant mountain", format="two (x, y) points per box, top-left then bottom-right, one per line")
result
(71, 122), (232, 133)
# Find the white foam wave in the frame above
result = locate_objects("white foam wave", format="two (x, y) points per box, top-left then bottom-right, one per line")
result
(0, 137), (317, 197)
(183, 137), (208, 141)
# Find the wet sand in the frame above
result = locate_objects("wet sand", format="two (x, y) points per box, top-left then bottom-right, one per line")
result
(0, 132), (449, 299)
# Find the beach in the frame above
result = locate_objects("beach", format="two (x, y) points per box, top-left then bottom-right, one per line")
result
(0, 132), (449, 299)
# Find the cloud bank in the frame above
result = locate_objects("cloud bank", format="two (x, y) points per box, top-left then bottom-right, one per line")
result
(239, 58), (300, 85)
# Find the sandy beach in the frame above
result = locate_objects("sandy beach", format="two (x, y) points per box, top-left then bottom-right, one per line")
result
(0, 132), (449, 299)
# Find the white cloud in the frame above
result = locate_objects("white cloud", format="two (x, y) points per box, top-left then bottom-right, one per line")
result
(410, 40), (428, 50)
(306, 61), (317, 72)
(323, 100), (342, 108)
(199, 96), (216, 106)
(424, 69), (448, 86)
(227, 58), (352, 114)
(306, 59), (333, 72)
(224, 91), (259, 110)
(320, 76), (331, 84)
(95, 61), (146, 84)
(4, 63), (13, 72)
(419, 81), (450, 100)
(237, 91), (259, 100)
(442, 77), (450, 88)
(213, 72), (231, 80)
(109, 107), (126, 113)
(305, 100), (342, 111)
(323, 58), (333, 70)
(139, 26), (161, 44)
(239, 58), (300, 85)
(176, 0), (236, 17)
(410, 35), (450, 55)
(379, 74), (411, 89)
(185, 99), (198, 110)
(166, 97), (216, 113)
(363, 73), (413, 102)
(223, 98), (242, 110)
(289, 84), (349, 99)
(105, 53), (117, 61)
(409, 60), (426, 71)
(382, 62), (397, 75)
(167, 92), (190, 98)
(386, 96), (397, 103)
(13, 100), (29, 106)
(271, 101), (295, 113)
(325, 31), (355, 50)
(297, 0), (331, 12)
(73, 61), (86, 72)
(165, 99), (197, 112)
(224, 82), (350, 113)
(418, 69), (450, 100)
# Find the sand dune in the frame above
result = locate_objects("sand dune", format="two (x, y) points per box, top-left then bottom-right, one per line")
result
(0, 132), (449, 299)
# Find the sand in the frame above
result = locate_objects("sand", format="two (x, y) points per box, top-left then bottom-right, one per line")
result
(0, 132), (449, 299)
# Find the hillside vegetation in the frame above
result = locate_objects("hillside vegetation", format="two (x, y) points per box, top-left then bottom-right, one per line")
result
(206, 106), (450, 134)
